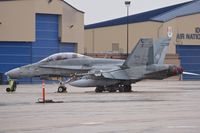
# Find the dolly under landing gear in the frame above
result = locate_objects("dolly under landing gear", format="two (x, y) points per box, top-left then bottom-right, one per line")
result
(6, 80), (17, 92)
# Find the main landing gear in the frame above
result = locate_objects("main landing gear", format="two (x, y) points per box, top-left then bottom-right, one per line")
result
(95, 84), (132, 93)
(6, 80), (17, 92)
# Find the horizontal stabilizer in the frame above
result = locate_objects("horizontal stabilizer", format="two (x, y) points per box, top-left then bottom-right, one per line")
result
(102, 70), (129, 80)
(183, 71), (200, 76)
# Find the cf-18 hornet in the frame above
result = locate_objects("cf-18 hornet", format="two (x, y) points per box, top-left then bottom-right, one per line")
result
(5, 37), (198, 93)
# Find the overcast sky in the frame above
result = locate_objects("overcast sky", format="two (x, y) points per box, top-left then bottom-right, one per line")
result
(64, 0), (192, 25)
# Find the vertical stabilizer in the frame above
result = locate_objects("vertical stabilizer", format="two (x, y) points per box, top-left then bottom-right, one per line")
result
(123, 38), (153, 67)
(154, 37), (171, 64)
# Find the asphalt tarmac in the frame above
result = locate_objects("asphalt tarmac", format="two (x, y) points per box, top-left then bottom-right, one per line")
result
(0, 80), (200, 133)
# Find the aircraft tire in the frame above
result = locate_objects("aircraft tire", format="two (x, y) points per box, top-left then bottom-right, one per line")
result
(58, 86), (66, 93)
(119, 85), (132, 92)
(6, 88), (11, 92)
(107, 87), (117, 93)
(118, 88), (124, 92)
(95, 87), (103, 93)
(124, 85), (132, 92)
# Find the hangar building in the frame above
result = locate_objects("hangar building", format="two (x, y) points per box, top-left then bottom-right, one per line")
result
(85, 0), (200, 80)
(0, 0), (84, 83)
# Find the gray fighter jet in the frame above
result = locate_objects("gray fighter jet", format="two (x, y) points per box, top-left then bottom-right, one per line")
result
(6, 37), (194, 93)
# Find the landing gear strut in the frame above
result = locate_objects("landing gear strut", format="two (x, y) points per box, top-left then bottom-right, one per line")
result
(6, 80), (17, 92)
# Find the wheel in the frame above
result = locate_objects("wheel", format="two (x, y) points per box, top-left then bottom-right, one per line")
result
(58, 86), (67, 93)
(118, 85), (132, 92)
(6, 88), (11, 92)
(107, 87), (117, 93)
(118, 87), (124, 92)
(118, 85), (125, 92)
(124, 85), (132, 92)
(95, 87), (104, 93)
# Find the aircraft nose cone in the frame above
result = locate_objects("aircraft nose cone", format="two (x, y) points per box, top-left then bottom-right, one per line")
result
(5, 68), (21, 79)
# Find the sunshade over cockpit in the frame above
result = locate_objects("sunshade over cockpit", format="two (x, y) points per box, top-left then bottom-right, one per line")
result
(40, 53), (91, 63)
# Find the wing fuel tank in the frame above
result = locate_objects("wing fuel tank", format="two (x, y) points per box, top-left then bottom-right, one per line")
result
(69, 79), (119, 87)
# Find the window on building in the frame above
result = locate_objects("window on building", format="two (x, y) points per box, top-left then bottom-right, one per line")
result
(112, 43), (119, 52)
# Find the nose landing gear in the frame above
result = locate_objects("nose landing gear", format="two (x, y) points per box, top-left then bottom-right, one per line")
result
(57, 77), (75, 93)
(57, 86), (67, 93)
(57, 80), (67, 93)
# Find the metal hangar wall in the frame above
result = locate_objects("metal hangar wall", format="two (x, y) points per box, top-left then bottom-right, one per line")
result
(85, 0), (200, 80)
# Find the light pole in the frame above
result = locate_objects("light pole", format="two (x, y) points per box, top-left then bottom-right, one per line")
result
(125, 1), (131, 57)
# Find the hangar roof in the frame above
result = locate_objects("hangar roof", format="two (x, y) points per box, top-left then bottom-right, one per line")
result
(152, 0), (200, 22)
(61, 0), (84, 13)
(85, 1), (198, 29)
(0, 0), (84, 13)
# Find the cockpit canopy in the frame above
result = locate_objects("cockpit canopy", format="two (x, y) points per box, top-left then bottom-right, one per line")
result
(40, 53), (91, 63)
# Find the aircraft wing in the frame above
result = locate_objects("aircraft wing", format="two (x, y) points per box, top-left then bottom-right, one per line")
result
(40, 65), (142, 80)
(101, 69), (130, 80)
(87, 67), (142, 80)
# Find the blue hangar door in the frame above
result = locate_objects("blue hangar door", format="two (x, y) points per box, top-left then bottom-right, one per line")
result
(176, 45), (200, 80)
(0, 42), (32, 83)
(33, 14), (77, 62)
(0, 14), (76, 84)
(31, 14), (77, 83)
